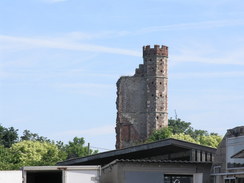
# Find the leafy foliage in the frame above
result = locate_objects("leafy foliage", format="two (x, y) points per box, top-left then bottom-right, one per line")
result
(147, 118), (222, 148)
(147, 127), (173, 143)
(65, 137), (98, 159)
(168, 118), (192, 134)
(171, 133), (198, 144)
(20, 130), (51, 142)
(0, 125), (18, 148)
(0, 145), (17, 170)
(10, 141), (63, 168)
(0, 124), (99, 170)
(198, 135), (222, 148)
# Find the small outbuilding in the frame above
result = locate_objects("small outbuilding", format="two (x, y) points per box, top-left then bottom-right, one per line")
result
(58, 138), (216, 183)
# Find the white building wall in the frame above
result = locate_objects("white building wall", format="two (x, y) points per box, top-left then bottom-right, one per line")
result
(65, 170), (100, 183)
(0, 171), (22, 183)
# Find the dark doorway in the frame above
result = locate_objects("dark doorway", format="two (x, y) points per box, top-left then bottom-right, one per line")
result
(237, 178), (244, 183)
(27, 171), (62, 183)
(164, 174), (193, 183)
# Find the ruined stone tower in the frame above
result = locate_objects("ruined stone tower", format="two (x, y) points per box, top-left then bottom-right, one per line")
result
(116, 45), (168, 149)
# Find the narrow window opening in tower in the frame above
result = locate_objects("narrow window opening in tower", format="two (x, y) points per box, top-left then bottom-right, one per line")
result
(156, 116), (159, 119)
(160, 82), (162, 84)
(160, 70), (163, 73)
(151, 94), (154, 97)
(160, 94), (162, 97)
(152, 82), (154, 84)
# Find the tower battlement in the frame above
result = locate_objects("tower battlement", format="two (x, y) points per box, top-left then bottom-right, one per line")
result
(143, 45), (168, 57)
(116, 45), (168, 149)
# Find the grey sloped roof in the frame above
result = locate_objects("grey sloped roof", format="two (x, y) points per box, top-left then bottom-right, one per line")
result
(57, 138), (216, 166)
(231, 149), (244, 158)
(116, 159), (213, 163)
(101, 159), (213, 171)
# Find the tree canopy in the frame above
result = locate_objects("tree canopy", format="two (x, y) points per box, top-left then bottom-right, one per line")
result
(65, 137), (98, 159)
(0, 118), (223, 170)
(0, 124), (99, 170)
(147, 118), (223, 148)
(0, 125), (18, 148)
(10, 140), (63, 167)
(20, 130), (50, 142)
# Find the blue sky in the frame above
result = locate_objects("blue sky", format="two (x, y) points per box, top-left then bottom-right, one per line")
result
(0, 0), (244, 151)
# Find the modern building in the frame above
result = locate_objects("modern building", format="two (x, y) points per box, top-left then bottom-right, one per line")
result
(212, 126), (244, 183)
(58, 138), (216, 183)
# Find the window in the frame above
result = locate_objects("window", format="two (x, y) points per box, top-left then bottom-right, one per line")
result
(164, 174), (193, 183)
(213, 166), (221, 174)
(224, 177), (236, 183)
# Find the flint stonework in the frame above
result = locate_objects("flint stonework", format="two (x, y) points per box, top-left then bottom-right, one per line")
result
(116, 45), (169, 149)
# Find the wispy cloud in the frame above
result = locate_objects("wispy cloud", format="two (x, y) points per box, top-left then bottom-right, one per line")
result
(171, 71), (244, 79)
(170, 42), (244, 65)
(171, 52), (244, 65)
(64, 19), (244, 39)
(0, 35), (140, 57)
(66, 31), (130, 40)
(138, 19), (244, 33)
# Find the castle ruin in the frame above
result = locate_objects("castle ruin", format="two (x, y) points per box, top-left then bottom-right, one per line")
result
(115, 45), (168, 149)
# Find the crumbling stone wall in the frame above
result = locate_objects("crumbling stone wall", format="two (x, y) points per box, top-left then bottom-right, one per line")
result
(115, 45), (168, 149)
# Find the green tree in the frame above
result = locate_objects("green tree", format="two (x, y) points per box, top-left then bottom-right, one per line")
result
(168, 118), (192, 134)
(198, 135), (222, 148)
(171, 133), (198, 144)
(146, 118), (223, 148)
(0, 125), (18, 148)
(10, 140), (65, 168)
(65, 137), (98, 159)
(0, 145), (18, 170)
(20, 130), (50, 142)
(147, 127), (173, 143)
(188, 129), (209, 141)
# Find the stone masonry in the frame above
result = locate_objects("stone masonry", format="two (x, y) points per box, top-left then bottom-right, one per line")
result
(115, 45), (168, 149)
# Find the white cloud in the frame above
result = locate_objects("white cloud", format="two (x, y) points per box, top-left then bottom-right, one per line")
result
(169, 42), (244, 65)
(171, 53), (244, 65)
(0, 35), (140, 57)
(170, 71), (244, 79)
(66, 31), (130, 40)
